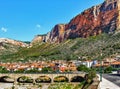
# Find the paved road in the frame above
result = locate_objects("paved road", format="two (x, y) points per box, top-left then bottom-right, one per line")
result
(102, 74), (120, 87)
(99, 77), (120, 89)
(97, 74), (120, 89)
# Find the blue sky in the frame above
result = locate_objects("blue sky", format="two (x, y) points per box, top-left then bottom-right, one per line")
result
(0, 0), (104, 41)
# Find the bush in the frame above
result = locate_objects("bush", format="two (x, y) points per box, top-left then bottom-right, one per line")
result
(35, 76), (51, 83)
(85, 69), (96, 83)
(54, 76), (68, 82)
(77, 65), (90, 72)
(104, 66), (113, 73)
(112, 68), (120, 71)
(0, 66), (9, 73)
(17, 76), (33, 83)
(87, 70), (96, 78)
(41, 67), (54, 73)
(14, 69), (24, 73)
(48, 83), (78, 89)
(82, 70), (96, 89)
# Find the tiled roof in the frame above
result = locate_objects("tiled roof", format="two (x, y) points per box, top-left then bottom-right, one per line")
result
(111, 61), (120, 65)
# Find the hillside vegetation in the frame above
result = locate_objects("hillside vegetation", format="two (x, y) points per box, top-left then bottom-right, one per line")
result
(0, 33), (120, 62)
(0, 43), (22, 55)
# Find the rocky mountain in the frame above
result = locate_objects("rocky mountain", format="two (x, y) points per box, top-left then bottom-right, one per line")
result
(32, 0), (120, 43)
(1, 33), (120, 62)
(0, 38), (28, 55)
(31, 35), (46, 45)
(0, 38), (28, 47)
(31, 24), (66, 45)
(0, 0), (120, 62)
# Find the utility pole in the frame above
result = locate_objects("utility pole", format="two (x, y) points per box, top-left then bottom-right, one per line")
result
(99, 39), (104, 82)
(100, 51), (102, 82)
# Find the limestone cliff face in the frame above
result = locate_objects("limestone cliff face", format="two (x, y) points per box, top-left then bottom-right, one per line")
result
(49, 24), (66, 43)
(31, 35), (46, 45)
(32, 0), (120, 43)
(31, 24), (66, 43)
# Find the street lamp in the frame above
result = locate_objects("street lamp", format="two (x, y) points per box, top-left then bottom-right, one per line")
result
(99, 39), (104, 82)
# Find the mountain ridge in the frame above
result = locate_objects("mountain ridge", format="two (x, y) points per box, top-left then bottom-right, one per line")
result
(0, 33), (120, 62)
(0, 38), (28, 47)
(31, 0), (120, 44)
(1, 0), (120, 45)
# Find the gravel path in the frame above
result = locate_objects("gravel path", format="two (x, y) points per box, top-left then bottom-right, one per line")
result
(42, 84), (49, 89)
(0, 83), (13, 89)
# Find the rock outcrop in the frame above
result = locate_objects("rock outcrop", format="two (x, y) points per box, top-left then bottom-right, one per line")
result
(0, 38), (28, 47)
(32, 0), (120, 43)
(0, 38), (29, 55)
(49, 24), (66, 43)
(31, 35), (46, 45)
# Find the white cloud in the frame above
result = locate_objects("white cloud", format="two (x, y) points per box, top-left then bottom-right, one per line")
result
(1, 27), (7, 32)
(36, 24), (41, 29)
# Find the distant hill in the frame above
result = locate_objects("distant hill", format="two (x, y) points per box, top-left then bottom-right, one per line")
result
(0, 38), (28, 56)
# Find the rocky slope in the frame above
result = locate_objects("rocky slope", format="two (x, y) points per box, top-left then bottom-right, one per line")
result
(31, 35), (46, 45)
(0, 38), (28, 55)
(32, 0), (120, 43)
(0, 38), (28, 47)
(1, 33), (120, 62)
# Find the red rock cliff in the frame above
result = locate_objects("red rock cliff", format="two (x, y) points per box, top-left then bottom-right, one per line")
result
(49, 24), (66, 43)
(65, 0), (119, 39)
(33, 0), (120, 43)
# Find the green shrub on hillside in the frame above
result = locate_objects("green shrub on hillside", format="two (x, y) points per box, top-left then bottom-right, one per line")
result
(0, 33), (120, 62)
